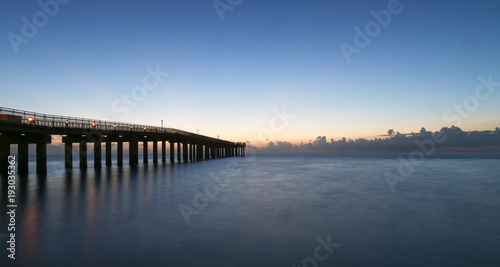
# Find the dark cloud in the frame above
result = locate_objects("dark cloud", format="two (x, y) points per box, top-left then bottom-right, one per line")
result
(255, 126), (500, 153)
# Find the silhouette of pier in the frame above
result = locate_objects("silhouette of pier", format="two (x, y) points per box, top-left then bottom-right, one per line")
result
(0, 107), (246, 174)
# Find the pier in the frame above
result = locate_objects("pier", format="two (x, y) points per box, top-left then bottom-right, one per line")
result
(0, 107), (246, 174)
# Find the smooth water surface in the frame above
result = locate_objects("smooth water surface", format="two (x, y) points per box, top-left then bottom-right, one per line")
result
(1, 153), (499, 266)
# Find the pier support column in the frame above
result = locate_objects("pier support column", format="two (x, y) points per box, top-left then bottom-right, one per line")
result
(189, 144), (193, 161)
(170, 141), (175, 163)
(183, 142), (188, 162)
(0, 143), (10, 174)
(117, 141), (123, 166)
(79, 140), (87, 169)
(177, 142), (181, 162)
(65, 142), (72, 169)
(37, 141), (47, 173)
(129, 139), (138, 166)
(18, 142), (29, 173)
(162, 141), (166, 163)
(205, 145), (209, 159)
(190, 144), (193, 161)
(211, 147), (215, 159)
(196, 144), (202, 160)
(94, 141), (101, 169)
(191, 144), (196, 160)
(153, 141), (158, 164)
(143, 141), (148, 164)
(106, 141), (112, 166)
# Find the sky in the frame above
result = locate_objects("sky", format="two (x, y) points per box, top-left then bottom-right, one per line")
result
(1, 0), (499, 146)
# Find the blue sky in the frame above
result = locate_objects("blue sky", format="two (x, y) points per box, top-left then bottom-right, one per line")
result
(1, 0), (499, 145)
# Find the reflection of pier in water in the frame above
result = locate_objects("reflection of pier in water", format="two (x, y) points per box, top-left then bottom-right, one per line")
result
(0, 107), (246, 174)
(4, 164), (184, 264)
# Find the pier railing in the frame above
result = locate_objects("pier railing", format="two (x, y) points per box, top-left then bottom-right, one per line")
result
(0, 107), (242, 145)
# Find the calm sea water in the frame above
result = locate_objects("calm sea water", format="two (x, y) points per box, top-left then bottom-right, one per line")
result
(1, 152), (499, 267)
